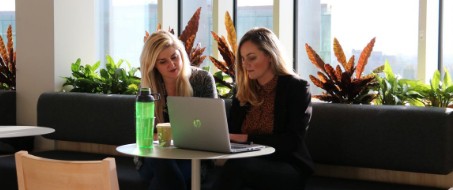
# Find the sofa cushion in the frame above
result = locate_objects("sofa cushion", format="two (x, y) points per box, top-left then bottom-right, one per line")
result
(307, 103), (453, 174)
(38, 92), (136, 145)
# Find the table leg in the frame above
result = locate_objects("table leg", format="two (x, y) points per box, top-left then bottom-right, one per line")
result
(191, 159), (200, 190)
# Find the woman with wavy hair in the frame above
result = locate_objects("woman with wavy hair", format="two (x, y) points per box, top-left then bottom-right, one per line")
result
(212, 27), (314, 190)
(137, 30), (217, 190)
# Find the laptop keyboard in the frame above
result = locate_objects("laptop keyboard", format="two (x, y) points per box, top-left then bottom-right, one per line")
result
(231, 145), (249, 149)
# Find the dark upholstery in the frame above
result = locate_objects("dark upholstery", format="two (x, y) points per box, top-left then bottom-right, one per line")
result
(0, 92), (148, 190)
(307, 103), (453, 174)
(0, 90), (16, 125)
(0, 90), (34, 154)
(38, 92), (136, 145)
(0, 93), (233, 190)
(305, 177), (443, 190)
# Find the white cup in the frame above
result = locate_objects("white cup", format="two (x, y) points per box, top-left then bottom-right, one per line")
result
(156, 123), (172, 147)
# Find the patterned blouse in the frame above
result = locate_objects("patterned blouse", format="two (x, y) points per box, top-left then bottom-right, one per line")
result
(241, 76), (278, 135)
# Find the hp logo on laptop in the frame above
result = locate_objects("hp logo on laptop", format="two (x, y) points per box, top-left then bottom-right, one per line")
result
(193, 119), (202, 128)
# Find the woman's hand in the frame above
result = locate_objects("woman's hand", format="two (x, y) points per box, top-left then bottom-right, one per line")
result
(229, 133), (248, 143)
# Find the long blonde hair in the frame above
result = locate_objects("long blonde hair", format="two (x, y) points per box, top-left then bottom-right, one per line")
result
(236, 27), (297, 106)
(140, 30), (193, 122)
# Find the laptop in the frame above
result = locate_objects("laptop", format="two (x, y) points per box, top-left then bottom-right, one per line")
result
(167, 96), (265, 153)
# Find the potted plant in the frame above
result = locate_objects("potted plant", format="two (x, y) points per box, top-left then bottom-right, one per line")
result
(417, 70), (453, 107)
(305, 37), (379, 104)
(62, 55), (140, 94)
(373, 60), (424, 106)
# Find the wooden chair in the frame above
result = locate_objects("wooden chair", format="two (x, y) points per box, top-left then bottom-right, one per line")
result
(15, 151), (119, 190)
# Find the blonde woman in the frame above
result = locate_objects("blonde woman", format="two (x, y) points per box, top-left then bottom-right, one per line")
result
(212, 27), (314, 190)
(137, 30), (217, 190)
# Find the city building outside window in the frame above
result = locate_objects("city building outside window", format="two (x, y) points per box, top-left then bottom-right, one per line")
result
(236, 0), (273, 41)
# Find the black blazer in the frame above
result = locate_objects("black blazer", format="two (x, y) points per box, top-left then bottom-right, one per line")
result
(228, 75), (314, 175)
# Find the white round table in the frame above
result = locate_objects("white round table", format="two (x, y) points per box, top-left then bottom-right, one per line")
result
(116, 143), (275, 190)
(0, 126), (55, 138)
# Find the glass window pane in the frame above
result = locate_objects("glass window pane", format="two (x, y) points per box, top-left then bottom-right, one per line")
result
(444, 0), (453, 74)
(100, 0), (158, 68)
(236, 0), (273, 40)
(0, 0), (15, 44)
(299, 0), (419, 94)
(180, 0), (213, 67)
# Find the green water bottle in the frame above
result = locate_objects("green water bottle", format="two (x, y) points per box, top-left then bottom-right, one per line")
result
(136, 87), (156, 149)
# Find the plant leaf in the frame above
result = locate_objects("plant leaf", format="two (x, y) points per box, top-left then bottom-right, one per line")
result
(179, 7), (201, 54)
(309, 75), (324, 89)
(443, 70), (452, 90)
(305, 43), (326, 73)
(211, 31), (235, 77)
(144, 31), (150, 42)
(335, 65), (342, 82)
(333, 38), (347, 69)
(356, 37), (376, 78)
(346, 55), (355, 74)
(324, 64), (338, 83)
(431, 70), (441, 92)
(225, 11), (237, 54)
(0, 35), (8, 67)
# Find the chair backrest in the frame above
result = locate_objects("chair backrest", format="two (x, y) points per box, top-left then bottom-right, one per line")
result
(15, 151), (119, 190)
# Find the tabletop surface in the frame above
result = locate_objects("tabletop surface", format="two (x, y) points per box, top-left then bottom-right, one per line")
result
(116, 143), (275, 160)
(0, 126), (55, 138)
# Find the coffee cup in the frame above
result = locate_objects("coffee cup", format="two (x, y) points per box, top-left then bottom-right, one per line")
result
(156, 123), (172, 147)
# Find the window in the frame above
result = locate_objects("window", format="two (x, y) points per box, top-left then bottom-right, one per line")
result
(444, 0), (453, 74)
(0, 0), (15, 44)
(180, 0), (213, 67)
(99, 0), (158, 68)
(298, 0), (419, 93)
(236, 0), (273, 41)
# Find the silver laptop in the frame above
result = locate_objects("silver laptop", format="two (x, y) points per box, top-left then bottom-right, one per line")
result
(167, 96), (265, 153)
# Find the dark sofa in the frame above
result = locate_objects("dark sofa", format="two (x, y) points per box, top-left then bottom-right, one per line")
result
(0, 90), (34, 154)
(0, 92), (232, 190)
(305, 102), (453, 190)
(1, 92), (452, 189)
(0, 92), (148, 190)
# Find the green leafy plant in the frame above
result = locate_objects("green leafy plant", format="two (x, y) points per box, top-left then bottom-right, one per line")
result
(305, 37), (378, 104)
(63, 55), (140, 94)
(0, 25), (15, 90)
(417, 70), (453, 107)
(373, 61), (424, 106)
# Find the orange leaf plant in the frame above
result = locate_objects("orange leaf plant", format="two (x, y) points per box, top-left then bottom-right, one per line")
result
(209, 11), (237, 98)
(0, 25), (16, 90)
(305, 37), (378, 104)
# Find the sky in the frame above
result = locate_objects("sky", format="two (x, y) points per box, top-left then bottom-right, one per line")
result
(321, 0), (419, 56)
(0, 0), (14, 11)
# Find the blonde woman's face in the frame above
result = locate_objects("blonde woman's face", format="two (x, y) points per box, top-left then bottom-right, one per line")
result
(155, 46), (182, 81)
(240, 41), (274, 85)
